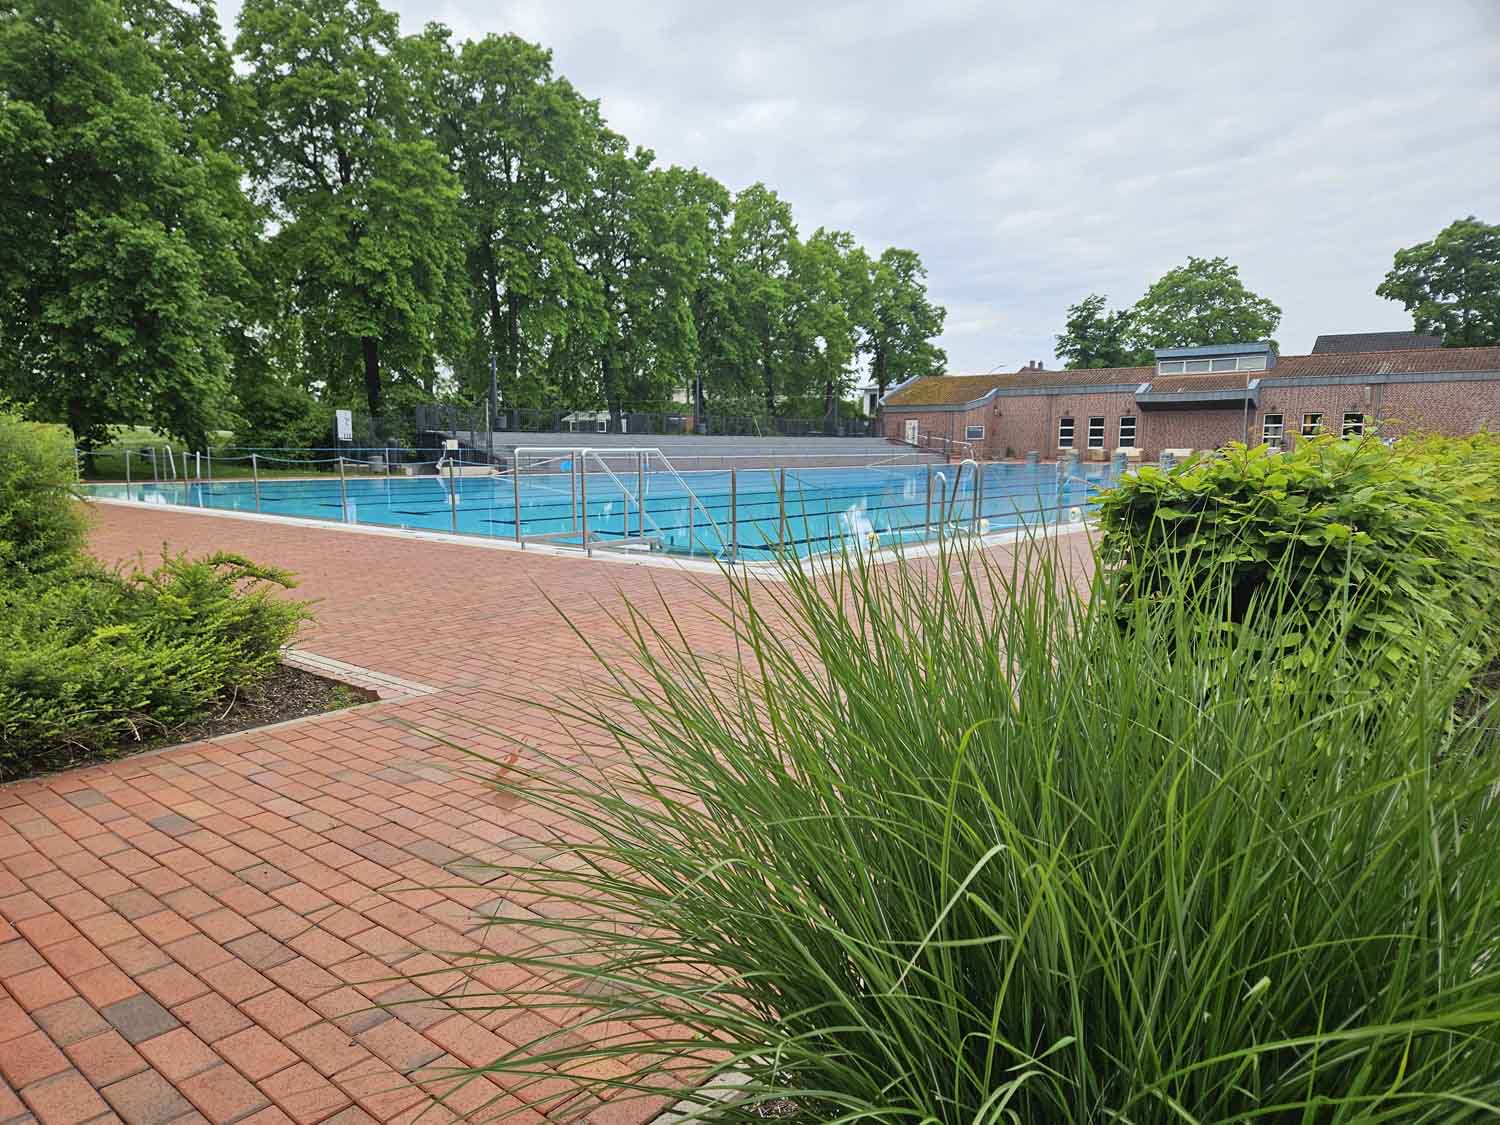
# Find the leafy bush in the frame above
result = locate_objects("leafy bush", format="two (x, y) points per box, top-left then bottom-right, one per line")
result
(419, 540), (1500, 1121)
(0, 411), (87, 577)
(0, 553), (308, 775)
(0, 404), (310, 774)
(1096, 434), (1500, 695)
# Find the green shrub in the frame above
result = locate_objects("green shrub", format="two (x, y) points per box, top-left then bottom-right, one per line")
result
(0, 410), (87, 578)
(1096, 434), (1500, 696)
(415, 540), (1500, 1121)
(0, 553), (308, 776)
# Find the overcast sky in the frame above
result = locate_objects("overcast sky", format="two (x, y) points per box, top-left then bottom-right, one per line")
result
(223, 0), (1500, 373)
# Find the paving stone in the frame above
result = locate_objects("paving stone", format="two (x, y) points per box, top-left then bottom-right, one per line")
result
(20, 1067), (111, 1124)
(101, 1068), (194, 1125)
(33, 997), (111, 1047)
(101, 995), (180, 1045)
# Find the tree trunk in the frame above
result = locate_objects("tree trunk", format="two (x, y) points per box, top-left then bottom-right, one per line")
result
(505, 290), (522, 392)
(361, 336), (382, 418)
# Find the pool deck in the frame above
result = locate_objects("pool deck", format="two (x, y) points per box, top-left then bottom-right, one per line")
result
(0, 504), (1091, 1124)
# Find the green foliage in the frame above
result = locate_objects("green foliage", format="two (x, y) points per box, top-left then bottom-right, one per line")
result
(1129, 255), (1281, 352)
(420, 537), (1500, 1121)
(863, 246), (947, 390)
(1377, 215), (1500, 347)
(234, 0), (471, 419)
(0, 0), (253, 447)
(1097, 434), (1500, 696)
(0, 406), (309, 774)
(0, 553), (307, 773)
(1054, 292), (1149, 369)
(4, 0), (948, 430)
(0, 411), (87, 578)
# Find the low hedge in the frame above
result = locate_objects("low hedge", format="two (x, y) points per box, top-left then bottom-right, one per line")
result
(0, 406), (310, 777)
(0, 411), (87, 578)
(1096, 433), (1500, 694)
(0, 554), (309, 775)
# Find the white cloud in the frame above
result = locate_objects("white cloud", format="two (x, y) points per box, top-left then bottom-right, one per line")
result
(218, 0), (1500, 366)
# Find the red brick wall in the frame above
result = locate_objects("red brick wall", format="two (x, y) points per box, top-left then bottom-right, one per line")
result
(885, 378), (1500, 461)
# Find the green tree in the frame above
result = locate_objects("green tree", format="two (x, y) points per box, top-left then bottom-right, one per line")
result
(862, 247), (947, 393)
(1055, 293), (1147, 369)
(425, 30), (600, 408)
(234, 0), (470, 422)
(1377, 216), (1500, 347)
(726, 184), (798, 416)
(789, 229), (861, 419)
(1128, 256), (1281, 352)
(570, 132), (700, 421)
(658, 166), (739, 420)
(0, 0), (249, 448)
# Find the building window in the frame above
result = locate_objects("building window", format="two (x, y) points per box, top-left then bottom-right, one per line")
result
(1342, 412), (1366, 437)
(965, 424), (985, 441)
(1087, 417), (1105, 449)
(1301, 412), (1323, 437)
(1262, 412), (1284, 450)
(1157, 355), (1267, 376)
(1057, 416), (1074, 449)
(1118, 416), (1137, 448)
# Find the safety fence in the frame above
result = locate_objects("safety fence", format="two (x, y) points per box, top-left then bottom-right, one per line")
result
(413, 404), (877, 441)
(82, 444), (1126, 562)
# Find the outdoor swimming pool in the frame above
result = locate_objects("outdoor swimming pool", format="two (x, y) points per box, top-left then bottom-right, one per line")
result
(87, 462), (1115, 560)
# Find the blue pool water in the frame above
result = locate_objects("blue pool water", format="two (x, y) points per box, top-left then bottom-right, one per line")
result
(86, 463), (1114, 560)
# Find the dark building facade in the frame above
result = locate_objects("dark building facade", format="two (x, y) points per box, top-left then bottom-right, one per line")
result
(880, 342), (1500, 462)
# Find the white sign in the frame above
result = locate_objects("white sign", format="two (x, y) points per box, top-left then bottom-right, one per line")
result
(335, 409), (353, 442)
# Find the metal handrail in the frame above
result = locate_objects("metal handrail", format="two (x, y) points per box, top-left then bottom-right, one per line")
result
(511, 445), (730, 559)
(917, 430), (974, 461)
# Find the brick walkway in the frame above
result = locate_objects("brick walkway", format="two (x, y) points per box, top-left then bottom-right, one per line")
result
(1, 506), (1086, 1124)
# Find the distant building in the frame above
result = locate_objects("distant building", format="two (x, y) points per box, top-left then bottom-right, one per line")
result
(1312, 331), (1442, 353)
(879, 341), (1500, 461)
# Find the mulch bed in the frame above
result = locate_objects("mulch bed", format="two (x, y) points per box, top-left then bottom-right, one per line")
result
(143, 663), (377, 748)
(6, 664), (375, 783)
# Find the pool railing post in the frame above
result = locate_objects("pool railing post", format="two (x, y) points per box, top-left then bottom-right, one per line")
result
(124, 448), (131, 494)
(447, 456), (457, 533)
(513, 453), (523, 546)
(974, 461), (985, 532)
(338, 455), (349, 521)
(206, 447), (212, 484)
(925, 462), (933, 536)
(166, 446), (177, 481)
(636, 451), (645, 540)
(579, 454), (591, 556)
(251, 453), (261, 512)
(729, 467), (738, 560)
(778, 466), (787, 552)
(570, 451), (579, 532)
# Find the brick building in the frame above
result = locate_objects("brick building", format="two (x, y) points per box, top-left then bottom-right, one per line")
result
(879, 337), (1500, 462)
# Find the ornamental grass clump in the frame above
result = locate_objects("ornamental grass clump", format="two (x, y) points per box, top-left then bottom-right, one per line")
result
(431, 535), (1500, 1123)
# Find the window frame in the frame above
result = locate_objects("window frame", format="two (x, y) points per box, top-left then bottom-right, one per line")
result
(1086, 416), (1106, 450)
(1117, 415), (1137, 448)
(1301, 412), (1323, 437)
(964, 424), (985, 441)
(1156, 354), (1267, 376)
(1262, 412), (1285, 450)
(1342, 412), (1366, 437)
(1057, 416), (1075, 449)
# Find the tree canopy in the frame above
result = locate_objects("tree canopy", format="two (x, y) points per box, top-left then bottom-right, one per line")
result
(1377, 217), (1500, 348)
(1055, 258), (1281, 369)
(0, 0), (251, 447)
(0, 0), (949, 442)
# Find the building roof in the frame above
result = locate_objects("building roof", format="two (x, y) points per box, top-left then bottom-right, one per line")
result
(1311, 331), (1443, 353)
(882, 346), (1500, 408)
(883, 366), (1150, 407)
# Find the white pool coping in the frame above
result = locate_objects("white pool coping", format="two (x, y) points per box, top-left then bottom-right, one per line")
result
(88, 495), (1091, 577)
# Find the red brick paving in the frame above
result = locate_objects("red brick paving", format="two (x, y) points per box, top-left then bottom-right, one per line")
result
(2, 505), (1085, 1122)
